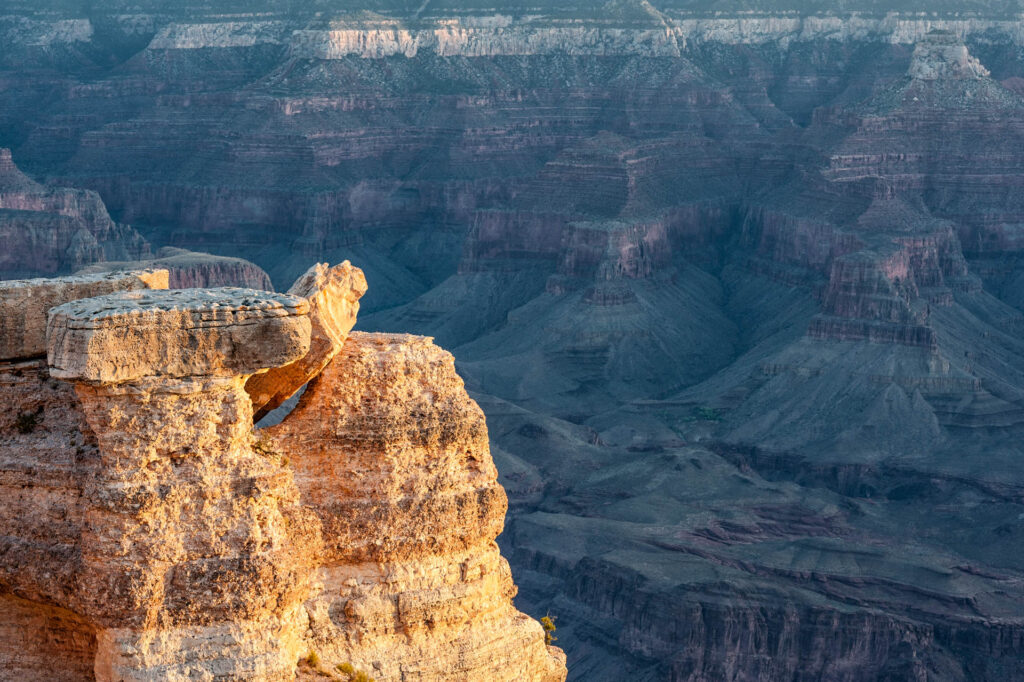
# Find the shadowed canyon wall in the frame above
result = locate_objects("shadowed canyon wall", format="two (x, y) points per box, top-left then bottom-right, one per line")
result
(5, 3), (1024, 680)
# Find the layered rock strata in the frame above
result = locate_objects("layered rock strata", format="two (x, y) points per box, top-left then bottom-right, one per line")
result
(0, 271), (169, 681)
(45, 286), (316, 681)
(267, 332), (567, 681)
(0, 270), (565, 681)
(0, 149), (149, 278)
(77, 247), (275, 291)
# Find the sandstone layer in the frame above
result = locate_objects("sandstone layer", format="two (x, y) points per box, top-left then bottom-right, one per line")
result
(47, 287), (311, 383)
(267, 332), (566, 681)
(246, 261), (367, 421)
(0, 269), (565, 681)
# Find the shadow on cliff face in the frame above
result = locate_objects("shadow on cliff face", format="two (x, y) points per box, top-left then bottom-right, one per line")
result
(6, 7), (1024, 680)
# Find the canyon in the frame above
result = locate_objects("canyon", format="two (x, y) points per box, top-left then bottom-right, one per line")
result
(4, 1), (1024, 680)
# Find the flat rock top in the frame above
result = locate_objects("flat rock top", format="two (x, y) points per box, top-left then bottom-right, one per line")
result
(351, 331), (435, 348)
(0, 269), (169, 361)
(57, 287), (308, 327)
(0, 269), (167, 293)
(48, 287), (312, 383)
(909, 35), (989, 81)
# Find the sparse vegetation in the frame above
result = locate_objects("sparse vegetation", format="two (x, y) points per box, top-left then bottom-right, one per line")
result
(297, 654), (376, 681)
(15, 407), (42, 434)
(336, 662), (376, 682)
(299, 650), (338, 678)
(541, 613), (558, 645)
(253, 430), (290, 468)
(694, 406), (721, 422)
(252, 430), (276, 456)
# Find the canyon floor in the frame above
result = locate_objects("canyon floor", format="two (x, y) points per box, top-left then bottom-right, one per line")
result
(4, 2), (1024, 680)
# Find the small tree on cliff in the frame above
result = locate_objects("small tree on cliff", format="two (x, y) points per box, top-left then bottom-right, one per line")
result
(541, 613), (558, 645)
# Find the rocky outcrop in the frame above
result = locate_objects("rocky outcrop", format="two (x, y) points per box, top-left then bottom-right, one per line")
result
(77, 247), (275, 290)
(0, 269), (565, 681)
(267, 332), (567, 681)
(907, 30), (990, 81)
(0, 271), (170, 681)
(246, 261), (367, 421)
(48, 287), (316, 681)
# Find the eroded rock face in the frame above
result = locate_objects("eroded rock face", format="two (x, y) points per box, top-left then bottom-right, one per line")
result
(0, 149), (150, 278)
(43, 286), (318, 681)
(907, 30), (989, 81)
(47, 287), (311, 383)
(266, 332), (567, 681)
(0, 271), (166, 679)
(0, 269), (168, 361)
(0, 272), (564, 681)
(246, 261), (367, 421)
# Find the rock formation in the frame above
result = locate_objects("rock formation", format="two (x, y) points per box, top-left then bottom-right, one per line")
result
(48, 286), (317, 681)
(246, 261), (367, 421)
(77, 247), (276, 291)
(268, 332), (567, 681)
(0, 266), (566, 682)
(0, 269), (171, 681)
(9, 3), (1024, 679)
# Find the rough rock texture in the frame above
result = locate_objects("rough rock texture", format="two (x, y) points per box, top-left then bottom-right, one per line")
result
(47, 287), (311, 383)
(246, 261), (367, 421)
(77, 247), (275, 290)
(9, 4), (1024, 679)
(0, 269), (168, 360)
(0, 271), (564, 681)
(40, 286), (317, 681)
(267, 332), (566, 681)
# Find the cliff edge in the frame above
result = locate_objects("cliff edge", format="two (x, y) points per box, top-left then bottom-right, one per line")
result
(0, 264), (566, 682)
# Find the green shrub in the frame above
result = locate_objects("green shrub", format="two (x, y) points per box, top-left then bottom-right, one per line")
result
(541, 613), (558, 645)
(694, 406), (721, 422)
(15, 408), (42, 434)
(252, 431), (276, 456)
(336, 662), (375, 681)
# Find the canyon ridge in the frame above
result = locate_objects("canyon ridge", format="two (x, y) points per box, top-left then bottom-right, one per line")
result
(4, 1), (1024, 680)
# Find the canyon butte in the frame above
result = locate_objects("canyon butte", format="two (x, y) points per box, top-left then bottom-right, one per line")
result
(4, 1), (1024, 680)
